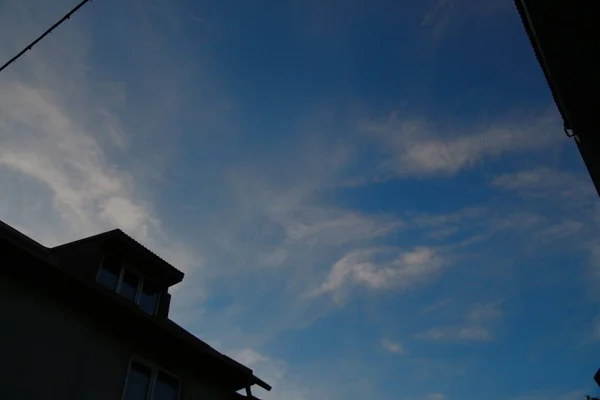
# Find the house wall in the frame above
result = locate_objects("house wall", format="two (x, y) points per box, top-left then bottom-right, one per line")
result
(0, 260), (231, 400)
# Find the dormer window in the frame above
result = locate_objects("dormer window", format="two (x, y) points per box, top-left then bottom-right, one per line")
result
(96, 255), (120, 291)
(96, 256), (160, 315)
(139, 280), (160, 315)
(119, 269), (140, 301)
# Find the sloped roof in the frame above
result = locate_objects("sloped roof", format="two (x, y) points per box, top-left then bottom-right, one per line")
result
(52, 228), (185, 287)
(0, 220), (59, 266)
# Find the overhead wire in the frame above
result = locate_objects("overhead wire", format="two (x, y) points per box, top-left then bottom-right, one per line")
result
(0, 0), (91, 74)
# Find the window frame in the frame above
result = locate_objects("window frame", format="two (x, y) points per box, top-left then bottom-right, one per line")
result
(138, 280), (161, 315)
(96, 256), (162, 315)
(95, 255), (121, 291)
(121, 356), (182, 400)
(116, 268), (139, 301)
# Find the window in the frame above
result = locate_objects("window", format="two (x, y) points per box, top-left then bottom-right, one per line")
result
(97, 256), (121, 291)
(96, 257), (161, 315)
(122, 360), (180, 400)
(119, 269), (141, 302)
(153, 371), (180, 400)
(139, 281), (160, 315)
(122, 361), (152, 400)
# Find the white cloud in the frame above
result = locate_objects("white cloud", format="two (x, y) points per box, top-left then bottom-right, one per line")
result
(424, 394), (447, 400)
(230, 348), (313, 400)
(311, 246), (445, 302)
(538, 220), (584, 241)
(492, 168), (565, 190)
(407, 207), (486, 241)
(280, 207), (403, 247)
(415, 301), (503, 342)
(422, 0), (453, 41)
(179, 167), (407, 347)
(421, 298), (454, 314)
(422, 0), (512, 43)
(234, 349), (269, 367)
(381, 338), (405, 355)
(0, 0), (200, 270)
(491, 166), (600, 281)
(2, 3), (590, 400)
(227, 167), (403, 252)
(363, 111), (562, 178)
(492, 167), (595, 202)
(0, 70), (155, 244)
(417, 325), (493, 342)
(466, 301), (503, 321)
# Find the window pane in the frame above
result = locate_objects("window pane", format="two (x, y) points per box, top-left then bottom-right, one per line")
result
(123, 361), (151, 400)
(97, 257), (120, 290)
(119, 270), (140, 301)
(139, 281), (160, 315)
(153, 371), (179, 400)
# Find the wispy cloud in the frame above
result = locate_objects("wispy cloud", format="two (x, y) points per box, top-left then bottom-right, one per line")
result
(492, 167), (595, 202)
(363, 111), (563, 178)
(2, 1), (597, 399)
(234, 348), (270, 368)
(231, 348), (315, 400)
(0, 1), (200, 270)
(311, 246), (446, 303)
(422, 0), (453, 41)
(381, 338), (406, 355)
(415, 301), (503, 342)
(423, 394), (446, 400)
(0, 81), (154, 241)
(274, 206), (403, 249)
(170, 156), (408, 346)
(421, 0), (511, 43)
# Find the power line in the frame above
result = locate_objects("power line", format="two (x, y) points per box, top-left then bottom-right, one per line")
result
(0, 0), (92, 74)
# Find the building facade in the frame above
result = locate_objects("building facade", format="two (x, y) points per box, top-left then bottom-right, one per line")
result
(0, 221), (270, 400)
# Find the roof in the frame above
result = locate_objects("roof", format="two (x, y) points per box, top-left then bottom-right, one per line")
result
(0, 220), (59, 266)
(52, 229), (185, 287)
(514, 0), (600, 195)
(0, 221), (271, 393)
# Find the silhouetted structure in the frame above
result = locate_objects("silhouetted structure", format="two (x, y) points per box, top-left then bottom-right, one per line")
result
(594, 368), (600, 389)
(0, 220), (270, 399)
(514, 0), (600, 196)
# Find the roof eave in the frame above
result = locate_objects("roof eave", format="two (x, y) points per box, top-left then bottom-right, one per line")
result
(514, 0), (570, 127)
(251, 376), (272, 392)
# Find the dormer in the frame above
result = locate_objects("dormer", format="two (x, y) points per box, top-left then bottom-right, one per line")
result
(50, 229), (184, 319)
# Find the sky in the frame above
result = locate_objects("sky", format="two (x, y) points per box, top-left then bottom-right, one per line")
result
(1, 0), (600, 399)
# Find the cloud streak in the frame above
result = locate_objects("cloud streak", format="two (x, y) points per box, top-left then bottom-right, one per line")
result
(1, 1), (597, 399)
(0, 0), (200, 272)
(415, 301), (503, 342)
(363, 111), (563, 178)
(381, 338), (406, 355)
(311, 246), (446, 303)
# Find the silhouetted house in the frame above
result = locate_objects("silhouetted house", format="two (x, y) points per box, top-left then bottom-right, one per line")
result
(0, 220), (270, 400)
(515, 0), (600, 196)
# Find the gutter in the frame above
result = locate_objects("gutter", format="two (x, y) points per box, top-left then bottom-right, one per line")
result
(251, 375), (272, 392)
(514, 0), (571, 130)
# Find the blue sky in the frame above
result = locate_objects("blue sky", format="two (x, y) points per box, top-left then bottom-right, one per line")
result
(1, 0), (600, 399)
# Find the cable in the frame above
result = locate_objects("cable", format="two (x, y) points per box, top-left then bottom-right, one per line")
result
(0, 0), (92, 74)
